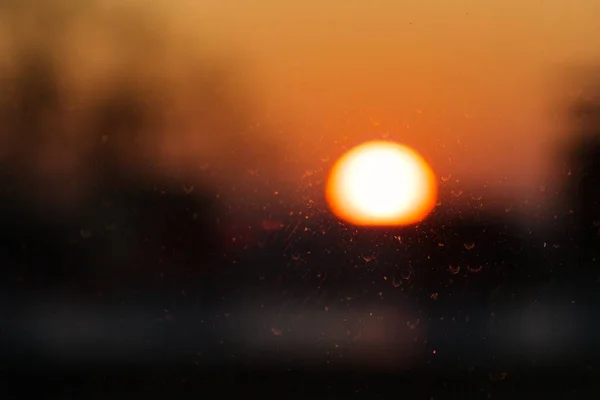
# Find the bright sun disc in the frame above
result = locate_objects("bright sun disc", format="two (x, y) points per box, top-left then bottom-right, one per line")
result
(326, 141), (437, 226)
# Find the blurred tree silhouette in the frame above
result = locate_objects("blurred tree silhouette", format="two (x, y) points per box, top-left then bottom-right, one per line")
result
(0, 1), (280, 304)
(559, 76), (600, 266)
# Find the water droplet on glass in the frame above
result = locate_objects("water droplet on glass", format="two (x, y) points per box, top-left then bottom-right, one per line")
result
(271, 328), (283, 336)
(488, 371), (507, 381)
(467, 265), (482, 273)
(449, 265), (460, 274)
(407, 319), (420, 329)
(392, 277), (401, 288)
(451, 189), (463, 197)
(183, 185), (194, 194)
(80, 229), (92, 239)
(363, 254), (376, 262)
(401, 269), (412, 280)
(441, 174), (452, 182)
(430, 292), (439, 300)
(464, 242), (475, 250)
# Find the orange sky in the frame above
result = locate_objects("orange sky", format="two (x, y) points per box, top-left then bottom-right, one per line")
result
(2, 1), (600, 213)
(196, 0), (600, 204)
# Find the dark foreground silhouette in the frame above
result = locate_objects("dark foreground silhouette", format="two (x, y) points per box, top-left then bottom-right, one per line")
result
(4, 102), (600, 397)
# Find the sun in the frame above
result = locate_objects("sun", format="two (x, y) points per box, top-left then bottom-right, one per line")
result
(326, 141), (437, 226)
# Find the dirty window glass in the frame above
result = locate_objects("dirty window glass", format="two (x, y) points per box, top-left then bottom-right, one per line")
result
(2, 1), (600, 397)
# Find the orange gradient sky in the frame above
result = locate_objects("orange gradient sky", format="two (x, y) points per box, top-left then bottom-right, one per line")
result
(197, 0), (600, 203)
(2, 1), (600, 214)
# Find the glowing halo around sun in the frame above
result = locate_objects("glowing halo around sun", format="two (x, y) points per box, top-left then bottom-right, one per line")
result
(326, 141), (437, 227)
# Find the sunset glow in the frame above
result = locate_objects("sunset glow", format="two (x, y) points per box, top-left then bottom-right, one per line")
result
(326, 141), (437, 226)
